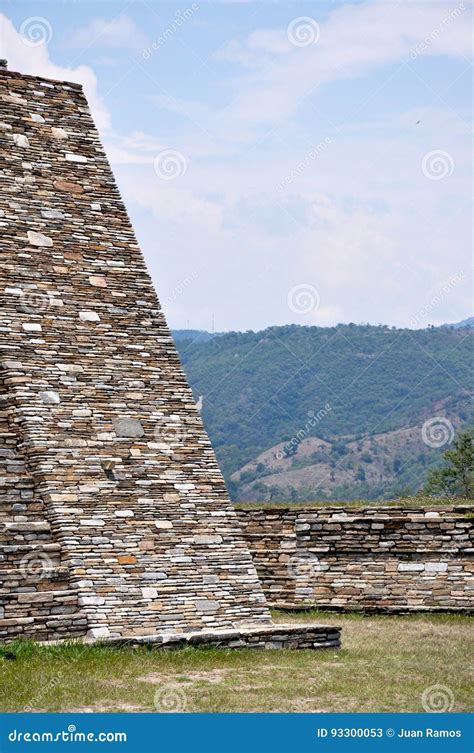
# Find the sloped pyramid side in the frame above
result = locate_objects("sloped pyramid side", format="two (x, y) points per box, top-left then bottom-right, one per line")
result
(0, 67), (271, 640)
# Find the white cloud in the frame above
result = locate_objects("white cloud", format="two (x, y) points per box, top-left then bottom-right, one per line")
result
(112, 83), (471, 330)
(0, 14), (111, 130)
(149, 1), (471, 160)
(212, 1), (472, 136)
(68, 15), (149, 51)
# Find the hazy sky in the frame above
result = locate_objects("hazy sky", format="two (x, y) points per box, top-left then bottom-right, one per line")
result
(2, 1), (472, 331)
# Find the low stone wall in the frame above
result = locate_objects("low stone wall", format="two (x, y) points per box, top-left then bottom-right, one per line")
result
(237, 506), (473, 613)
(85, 622), (341, 650)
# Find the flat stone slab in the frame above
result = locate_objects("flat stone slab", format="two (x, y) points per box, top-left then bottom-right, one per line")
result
(77, 622), (342, 650)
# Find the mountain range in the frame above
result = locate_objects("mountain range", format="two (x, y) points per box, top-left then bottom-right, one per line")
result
(173, 322), (473, 501)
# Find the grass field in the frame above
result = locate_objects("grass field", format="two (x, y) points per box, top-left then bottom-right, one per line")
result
(1, 611), (471, 713)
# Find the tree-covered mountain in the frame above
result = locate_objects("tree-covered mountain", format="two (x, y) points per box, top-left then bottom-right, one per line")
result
(173, 324), (473, 501)
(172, 330), (222, 343)
(441, 317), (474, 330)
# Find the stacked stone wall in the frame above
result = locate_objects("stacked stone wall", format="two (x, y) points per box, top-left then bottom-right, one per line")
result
(237, 507), (473, 612)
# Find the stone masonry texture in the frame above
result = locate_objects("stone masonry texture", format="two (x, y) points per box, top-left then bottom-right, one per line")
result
(237, 506), (473, 612)
(0, 66), (281, 643)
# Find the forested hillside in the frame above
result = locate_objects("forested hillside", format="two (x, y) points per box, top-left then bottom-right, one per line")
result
(174, 324), (473, 501)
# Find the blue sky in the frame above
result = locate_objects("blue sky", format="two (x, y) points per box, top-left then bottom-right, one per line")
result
(1, 1), (472, 331)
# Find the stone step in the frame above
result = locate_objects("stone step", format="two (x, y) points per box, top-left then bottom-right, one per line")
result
(1, 521), (51, 533)
(0, 563), (69, 582)
(1, 588), (77, 604)
(0, 610), (88, 641)
(0, 541), (61, 554)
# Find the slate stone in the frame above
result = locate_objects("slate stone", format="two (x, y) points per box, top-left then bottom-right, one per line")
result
(13, 133), (29, 147)
(39, 390), (60, 404)
(113, 417), (145, 438)
(195, 599), (220, 612)
(27, 230), (52, 247)
(79, 310), (100, 323)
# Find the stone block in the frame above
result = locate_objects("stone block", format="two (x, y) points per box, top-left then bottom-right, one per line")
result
(27, 230), (53, 247)
(117, 555), (137, 565)
(195, 599), (220, 613)
(79, 311), (100, 323)
(39, 390), (60, 404)
(113, 417), (145, 438)
(13, 133), (29, 147)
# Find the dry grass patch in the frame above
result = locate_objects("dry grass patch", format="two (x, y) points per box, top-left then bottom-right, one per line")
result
(236, 497), (473, 509)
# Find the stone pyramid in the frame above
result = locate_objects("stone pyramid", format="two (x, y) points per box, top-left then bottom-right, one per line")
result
(0, 63), (339, 650)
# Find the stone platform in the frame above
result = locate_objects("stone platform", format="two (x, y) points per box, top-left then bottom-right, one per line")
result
(74, 622), (342, 650)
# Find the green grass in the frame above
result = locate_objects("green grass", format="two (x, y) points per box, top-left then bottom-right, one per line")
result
(235, 496), (473, 510)
(1, 612), (472, 713)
